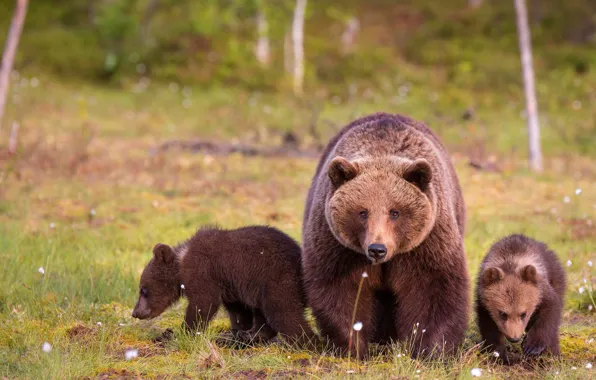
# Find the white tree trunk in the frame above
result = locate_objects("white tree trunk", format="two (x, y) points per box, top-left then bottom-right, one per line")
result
(514, 0), (542, 172)
(0, 0), (28, 133)
(255, 3), (270, 67)
(292, 0), (307, 96)
(469, 0), (483, 8)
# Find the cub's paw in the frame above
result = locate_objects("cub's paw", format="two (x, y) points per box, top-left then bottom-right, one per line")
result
(215, 329), (250, 349)
(522, 333), (547, 357)
(153, 328), (174, 345)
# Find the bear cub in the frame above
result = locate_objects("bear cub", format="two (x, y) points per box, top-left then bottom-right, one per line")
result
(476, 234), (566, 364)
(132, 225), (315, 346)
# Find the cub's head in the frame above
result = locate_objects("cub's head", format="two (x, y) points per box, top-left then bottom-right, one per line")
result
(132, 243), (181, 320)
(325, 156), (436, 264)
(480, 265), (542, 343)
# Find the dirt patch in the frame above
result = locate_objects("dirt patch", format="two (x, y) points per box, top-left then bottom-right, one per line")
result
(231, 370), (268, 379)
(92, 369), (142, 380)
(67, 324), (96, 342)
(563, 218), (596, 240)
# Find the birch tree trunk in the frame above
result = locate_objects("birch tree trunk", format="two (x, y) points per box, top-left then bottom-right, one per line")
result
(0, 0), (28, 133)
(514, 0), (542, 172)
(284, 31), (292, 74)
(292, 0), (307, 96)
(255, 1), (270, 67)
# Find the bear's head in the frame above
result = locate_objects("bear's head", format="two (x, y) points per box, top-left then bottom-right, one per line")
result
(132, 243), (181, 320)
(325, 156), (436, 264)
(480, 265), (541, 343)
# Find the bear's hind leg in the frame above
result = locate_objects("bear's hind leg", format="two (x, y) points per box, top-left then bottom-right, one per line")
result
(224, 301), (253, 331)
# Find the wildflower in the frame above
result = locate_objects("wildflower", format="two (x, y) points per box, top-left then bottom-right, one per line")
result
(587, 363), (593, 370)
(97, 322), (102, 326)
(353, 322), (363, 331)
(397, 353), (402, 358)
(287, 355), (291, 359)
(563, 196), (571, 204)
(38, 267), (45, 275)
(346, 370), (355, 374)
(576, 188), (582, 195)
(589, 305), (594, 312)
(49, 222), (56, 229)
(416, 369), (421, 374)
(566, 260), (572, 267)
(180, 284), (185, 290)
(588, 338), (594, 344)
(579, 287), (585, 294)
(42, 342), (52, 353)
(422, 329), (426, 333)
(588, 261), (593, 267)
(493, 351), (500, 358)
(470, 368), (482, 377)
(119, 323), (126, 327)
(196, 332), (201, 335)
(90, 209), (96, 217)
(125, 349), (138, 360)
(362, 272), (368, 278)
(571, 366), (577, 370)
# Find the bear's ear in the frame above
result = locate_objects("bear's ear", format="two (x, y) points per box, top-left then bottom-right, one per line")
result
(521, 265), (538, 284)
(153, 243), (175, 264)
(403, 159), (432, 192)
(482, 267), (504, 286)
(328, 157), (359, 188)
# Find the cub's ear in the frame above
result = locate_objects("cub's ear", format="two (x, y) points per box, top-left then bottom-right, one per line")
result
(328, 157), (359, 188)
(153, 243), (175, 264)
(482, 267), (504, 287)
(403, 159), (432, 192)
(521, 265), (538, 284)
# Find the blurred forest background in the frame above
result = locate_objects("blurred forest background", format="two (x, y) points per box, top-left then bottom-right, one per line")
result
(1, 1), (596, 378)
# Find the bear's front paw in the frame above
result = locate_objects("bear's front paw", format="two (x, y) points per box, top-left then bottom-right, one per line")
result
(522, 333), (547, 357)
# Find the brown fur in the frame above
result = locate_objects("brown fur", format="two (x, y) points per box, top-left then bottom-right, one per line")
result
(302, 112), (469, 359)
(475, 234), (566, 364)
(132, 226), (316, 346)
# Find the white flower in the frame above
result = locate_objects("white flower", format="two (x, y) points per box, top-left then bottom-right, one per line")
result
(346, 370), (355, 374)
(588, 338), (594, 343)
(567, 260), (572, 267)
(42, 342), (52, 353)
(353, 322), (363, 331)
(413, 329), (417, 335)
(49, 222), (56, 229)
(397, 353), (402, 358)
(287, 355), (291, 359)
(416, 369), (421, 374)
(588, 261), (593, 267)
(125, 349), (138, 360)
(362, 272), (368, 278)
(579, 287), (585, 294)
(586, 363), (593, 369)
(589, 305), (594, 312)
(96, 322), (102, 326)
(196, 332), (201, 335)
(563, 196), (571, 204)
(576, 188), (582, 195)
(422, 329), (426, 333)
(571, 366), (577, 370)
(471, 368), (482, 377)
(180, 284), (185, 289)
(493, 351), (500, 358)
(38, 267), (45, 275)
(90, 209), (96, 216)
(119, 323), (126, 327)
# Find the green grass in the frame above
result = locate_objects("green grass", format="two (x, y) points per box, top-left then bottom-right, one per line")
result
(0, 75), (595, 378)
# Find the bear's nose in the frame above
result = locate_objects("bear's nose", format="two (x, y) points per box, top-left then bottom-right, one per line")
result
(506, 336), (521, 344)
(367, 244), (387, 260)
(132, 310), (138, 318)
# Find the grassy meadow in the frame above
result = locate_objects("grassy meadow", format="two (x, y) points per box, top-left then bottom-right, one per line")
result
(0, 0), (596, 377)
(0, 73), (595, 379)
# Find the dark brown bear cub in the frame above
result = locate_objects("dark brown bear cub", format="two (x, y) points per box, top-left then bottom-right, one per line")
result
(132, 226), (315, 346)
(476, 234), (566, 364)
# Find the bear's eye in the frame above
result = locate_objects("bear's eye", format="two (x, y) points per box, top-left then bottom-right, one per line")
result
(389, 210), (400, 220)
(358, 210), (368, 220)
(498, 311), (508, 321)
(140, 288), (148, 297)
(520, 312), (527, 319)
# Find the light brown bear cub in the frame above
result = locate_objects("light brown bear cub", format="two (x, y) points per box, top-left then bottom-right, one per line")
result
(132, 226), (316, 346)
(476, 234), (566, 364)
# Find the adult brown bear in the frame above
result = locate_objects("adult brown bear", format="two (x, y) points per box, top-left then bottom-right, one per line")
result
(302, 112), (469, 359)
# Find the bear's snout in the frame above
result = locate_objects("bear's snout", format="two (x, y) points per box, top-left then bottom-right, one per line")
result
(367, 243), (387, 262)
